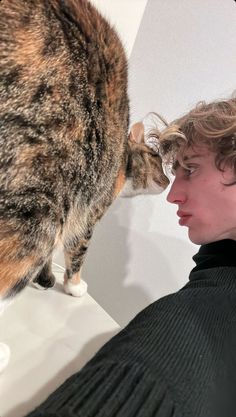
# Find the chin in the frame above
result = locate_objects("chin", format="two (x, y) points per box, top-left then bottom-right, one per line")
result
(188, 231), (212, 246)
(188, 230), (232, 245)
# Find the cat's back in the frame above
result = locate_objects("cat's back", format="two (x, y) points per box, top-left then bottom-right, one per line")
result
(0, 0), (129, 204)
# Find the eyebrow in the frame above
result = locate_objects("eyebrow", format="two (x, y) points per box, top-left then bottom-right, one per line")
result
(183, 154), (203, 161)
(172, 154), (203, 172)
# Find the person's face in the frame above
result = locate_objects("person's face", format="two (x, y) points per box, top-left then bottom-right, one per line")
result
(167, 145), (236, 244)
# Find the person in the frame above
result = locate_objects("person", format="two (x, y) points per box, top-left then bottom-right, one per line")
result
(27, 98), (236, 417)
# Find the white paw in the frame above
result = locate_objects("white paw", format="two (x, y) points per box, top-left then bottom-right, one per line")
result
(64, 279), (88, 297)
(0, 343), (10, 374)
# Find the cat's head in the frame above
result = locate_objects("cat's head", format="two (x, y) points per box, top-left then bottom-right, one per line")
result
(119, 121), (170, 198)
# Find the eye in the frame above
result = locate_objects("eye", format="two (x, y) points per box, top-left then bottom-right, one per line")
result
(184, 165), (196, 176)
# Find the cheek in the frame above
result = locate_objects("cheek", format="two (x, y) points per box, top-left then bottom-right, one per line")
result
(197, 193), (234, 230)
(191, 191), (221, 227)
(197, 183), (224, 212)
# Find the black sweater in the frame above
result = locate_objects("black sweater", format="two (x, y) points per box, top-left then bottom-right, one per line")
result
(27, 240), (236, 417)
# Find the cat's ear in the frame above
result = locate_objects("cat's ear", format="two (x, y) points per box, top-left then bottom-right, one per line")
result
(129, 122), (145, 144)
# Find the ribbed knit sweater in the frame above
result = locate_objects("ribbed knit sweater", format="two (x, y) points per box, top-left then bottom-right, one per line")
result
(27, 240), (236, 417)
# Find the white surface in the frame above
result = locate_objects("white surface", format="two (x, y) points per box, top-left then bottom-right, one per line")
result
(0, 343), (10, 374)
(0, 269), (119, 417)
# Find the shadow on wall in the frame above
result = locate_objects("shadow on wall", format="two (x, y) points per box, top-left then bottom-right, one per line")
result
(82, 197), (147, 328)
(80, 196), (195, 327)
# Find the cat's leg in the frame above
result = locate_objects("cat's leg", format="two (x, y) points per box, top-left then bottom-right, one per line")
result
(63, 236), (90, 297)
(63, 166), (127, 297)
(63, 204), (108, 298)
(32, 257), (56, 290)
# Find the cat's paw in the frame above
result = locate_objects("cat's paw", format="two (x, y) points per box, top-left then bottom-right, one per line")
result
(32, 272), (56, 290)
(0, 343), (10, 374)
(64, 279), (88, 297)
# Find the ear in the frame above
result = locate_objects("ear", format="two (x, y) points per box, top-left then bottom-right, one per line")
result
(129, 122), (145, 144)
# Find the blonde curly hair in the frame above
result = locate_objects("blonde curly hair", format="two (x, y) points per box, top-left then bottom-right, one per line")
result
(148, 98), (236, 173)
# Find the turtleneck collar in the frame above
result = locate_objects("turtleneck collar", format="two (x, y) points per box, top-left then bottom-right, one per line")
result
(190, 239), (236, 276)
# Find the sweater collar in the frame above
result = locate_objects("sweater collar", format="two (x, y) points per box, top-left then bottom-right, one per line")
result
(190, 239), (236, 276)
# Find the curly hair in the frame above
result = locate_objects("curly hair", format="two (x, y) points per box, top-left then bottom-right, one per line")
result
(148, 98), (236, 174)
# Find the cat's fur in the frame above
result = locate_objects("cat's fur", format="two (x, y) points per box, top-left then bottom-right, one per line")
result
(0, 0), (130, 301)
(0, 0), (169, 371)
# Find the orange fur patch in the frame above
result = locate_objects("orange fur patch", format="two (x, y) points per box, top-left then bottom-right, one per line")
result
(13, 27), (44, 70)
(64, 271), (81, 286)
(113, 167), (126, 197)
(67, 121), (85, 143)
(16, 145), (46, 164)
(0, 231), (22, 262)
(0, 256), (35, 296)
(0, 226), (35, 295)
(12, 26), (67, 81)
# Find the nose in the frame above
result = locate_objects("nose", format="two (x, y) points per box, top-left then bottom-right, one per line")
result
(166, 178), (187, 204)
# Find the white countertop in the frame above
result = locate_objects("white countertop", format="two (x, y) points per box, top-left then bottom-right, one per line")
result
(0, 269), (120, 417)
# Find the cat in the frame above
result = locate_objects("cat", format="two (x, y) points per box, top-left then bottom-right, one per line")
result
(0, 0), (169, 372)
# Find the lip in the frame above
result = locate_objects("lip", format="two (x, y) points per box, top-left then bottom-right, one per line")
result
(177, 210), (192, 226)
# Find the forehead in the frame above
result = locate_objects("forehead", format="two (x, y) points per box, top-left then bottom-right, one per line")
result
(173, 145), (212, 171)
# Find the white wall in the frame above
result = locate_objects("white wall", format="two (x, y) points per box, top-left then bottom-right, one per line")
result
(89, 0), (148, 58)
(54, 0), (236, 326)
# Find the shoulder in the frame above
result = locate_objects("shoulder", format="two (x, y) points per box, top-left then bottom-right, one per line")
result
(121, 283), (225, 360)
(96, 287), (211, 363)
(92, 279), (230, 371)
(130, 286), (208, 330)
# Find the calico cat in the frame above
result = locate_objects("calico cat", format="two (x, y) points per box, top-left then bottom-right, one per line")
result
(0, 0), (169, 372)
